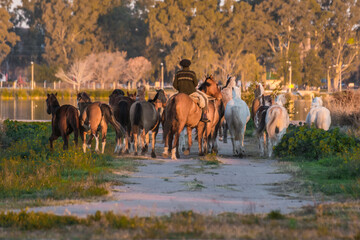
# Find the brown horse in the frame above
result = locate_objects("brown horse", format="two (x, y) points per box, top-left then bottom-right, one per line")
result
(77, 92), (124, 153)
(109, 90), (136, 153)
(46, 93), (79, 150)
(162, 77), (222, 159)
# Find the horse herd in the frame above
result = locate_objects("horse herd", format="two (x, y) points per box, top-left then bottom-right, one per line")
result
(45, 76), (331, 159)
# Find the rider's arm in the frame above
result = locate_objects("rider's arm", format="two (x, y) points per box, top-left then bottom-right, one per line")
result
(173, 74), (178, 90)
(192, 72), (198, 87)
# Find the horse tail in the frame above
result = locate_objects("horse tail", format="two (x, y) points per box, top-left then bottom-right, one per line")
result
(118, 101), (129, 128)
(266, 107), (280, 139)
(102, 104), (125, 137)
(163, 97), (176, 143)
(134, 102), (142, 126)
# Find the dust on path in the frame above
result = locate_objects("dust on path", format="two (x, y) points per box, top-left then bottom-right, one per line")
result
(27, 133), (315, 217)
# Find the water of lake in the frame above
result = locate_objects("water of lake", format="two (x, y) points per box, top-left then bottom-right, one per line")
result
(0, 98), (312, 121)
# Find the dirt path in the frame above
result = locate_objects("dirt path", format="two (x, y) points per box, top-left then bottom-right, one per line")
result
(27, 132), (314, 217)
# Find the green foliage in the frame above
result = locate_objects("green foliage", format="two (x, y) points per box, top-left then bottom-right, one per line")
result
(0, 7), (19, 64)
(274, 125), (358, 160)
(0, 120), (117, 200)
(267, 210), (285, 220)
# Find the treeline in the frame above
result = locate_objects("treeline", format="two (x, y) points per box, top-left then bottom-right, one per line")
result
(0, 0), (359, 90)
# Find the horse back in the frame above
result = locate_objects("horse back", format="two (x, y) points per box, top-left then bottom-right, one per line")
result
(53, 105), (79, 135)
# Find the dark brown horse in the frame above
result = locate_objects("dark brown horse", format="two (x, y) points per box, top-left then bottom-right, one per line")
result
(162, 77), (222, 159)
(109, 90), (136, 154)
(251, 83), (272, 121)
(46, 93), (79, 150)
(77, 92), (124, 153)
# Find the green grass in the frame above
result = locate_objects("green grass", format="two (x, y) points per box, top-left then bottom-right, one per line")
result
(0, 120), (139, 201)
(296, 161), (360, 198)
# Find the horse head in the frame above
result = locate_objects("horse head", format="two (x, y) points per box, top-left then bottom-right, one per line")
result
(46, 93), (60, 115)
(254, 82), (265, 98)
(136, 86), (146, 101)
(109, 89), (125, 105)
(274, 94), (286, 106)
(199, 76), (222, 100)
(77, 92), (91, 103)
(127, 91), (137, 101)
(311, 97), (323, 108)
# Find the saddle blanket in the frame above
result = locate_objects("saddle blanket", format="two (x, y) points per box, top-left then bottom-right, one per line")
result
(189, 90), (208, 109)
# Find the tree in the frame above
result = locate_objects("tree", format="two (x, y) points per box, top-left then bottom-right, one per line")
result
(125, 56), (152, 86)
(302, 49), (323, 87)
(0, 7), (19, 64)
(148, 0), (195, 78)
(55, 58), (94, 90)
(86, 51), (127, 88)
(320, 0), (360, 91)
(41, 0), (113, 67)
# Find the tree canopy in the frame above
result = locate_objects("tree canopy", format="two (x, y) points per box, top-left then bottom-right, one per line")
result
(1, 0), (359, 90)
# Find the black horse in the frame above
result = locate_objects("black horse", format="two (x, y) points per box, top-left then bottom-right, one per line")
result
(46, 93), (79, 150)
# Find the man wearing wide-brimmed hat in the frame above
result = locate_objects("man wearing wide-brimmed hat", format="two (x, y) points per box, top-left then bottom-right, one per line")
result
(173, 59), (209, 122)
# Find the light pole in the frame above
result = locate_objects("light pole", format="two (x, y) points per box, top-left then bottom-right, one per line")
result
(31, 61), (34, 90)
(327, 66), (331, 92)
(160, 62), (164, 89)
(286, 61), (292, 93)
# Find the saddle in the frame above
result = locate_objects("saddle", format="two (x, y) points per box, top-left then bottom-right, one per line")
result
(189, 91), (208, 109)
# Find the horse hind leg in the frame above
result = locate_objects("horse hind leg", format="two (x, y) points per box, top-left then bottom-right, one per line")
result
(49, 134), (59, 150)
(183, 127), (192, 156)
(101, 126), (107, 154)
(141, 131), (148, 155)
(151, 131), (157, 158)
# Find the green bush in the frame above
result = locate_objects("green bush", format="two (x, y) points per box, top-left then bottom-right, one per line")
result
(274, 125), (359, 160)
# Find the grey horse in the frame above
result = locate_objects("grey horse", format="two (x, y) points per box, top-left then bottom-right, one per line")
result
(129, 89), (167, 158)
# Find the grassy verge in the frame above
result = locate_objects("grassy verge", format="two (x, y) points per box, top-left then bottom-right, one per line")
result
(275, 124), (360, 199)
(0, 120), (140, 204)
(1, 202), (360, 239)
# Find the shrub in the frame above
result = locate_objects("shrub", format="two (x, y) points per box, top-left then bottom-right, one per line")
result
(274, 125), (359, 160)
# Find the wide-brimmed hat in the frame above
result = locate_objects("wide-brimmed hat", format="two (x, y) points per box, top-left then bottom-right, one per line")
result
(180, 59), (191, 67)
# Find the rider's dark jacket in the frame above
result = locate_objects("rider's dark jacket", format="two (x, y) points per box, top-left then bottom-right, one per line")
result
(173, 67), (198, 95)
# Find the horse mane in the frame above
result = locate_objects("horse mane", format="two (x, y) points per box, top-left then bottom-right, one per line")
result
(198, 78), (211, 92)
(49, 93), (60, 108)
(77, 92), (91, 102)
(224, 76), (236, 89)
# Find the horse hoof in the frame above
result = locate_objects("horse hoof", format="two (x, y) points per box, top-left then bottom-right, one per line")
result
(199, 152), (205, 156)
(151, 151), (156, 158)
(141, 150), (146, 156)
(183, 150), (190, 155)
(124, 149), (129, 154)
(162, 153), (169, 158)
(134, 152), (138, 156)
(176, 152), (180, 159)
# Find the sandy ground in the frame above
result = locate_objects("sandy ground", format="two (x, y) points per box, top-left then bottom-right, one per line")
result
(26, 131), (315, 217)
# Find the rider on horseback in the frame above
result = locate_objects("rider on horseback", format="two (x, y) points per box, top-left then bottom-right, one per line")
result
(173, 59), (210, 122)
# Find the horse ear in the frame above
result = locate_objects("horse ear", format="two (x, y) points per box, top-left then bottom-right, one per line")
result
(55, 92), (57, 97)
(47, 93), (50, 97)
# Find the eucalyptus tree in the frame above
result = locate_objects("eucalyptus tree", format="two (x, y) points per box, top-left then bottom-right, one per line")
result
(320, 0), (360, 91)
(0, 7), (19, 64)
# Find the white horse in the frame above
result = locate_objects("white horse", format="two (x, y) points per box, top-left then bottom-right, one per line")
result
(225, 87), (250, 157)
(306, 97), (331, 130)
(265, 94), (290, 157)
